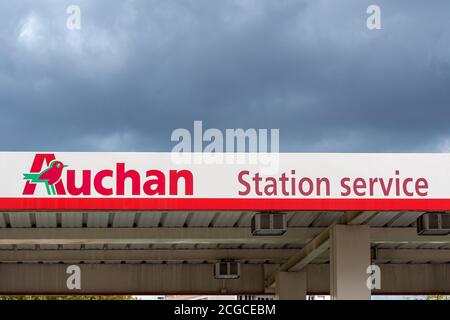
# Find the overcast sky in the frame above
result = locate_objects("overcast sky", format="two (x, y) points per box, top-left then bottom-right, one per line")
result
(0, 0), (449, 152)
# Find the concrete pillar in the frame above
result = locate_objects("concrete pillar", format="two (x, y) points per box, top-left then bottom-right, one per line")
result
(330, 225), (371, 300)
(275, 271), (307, 300)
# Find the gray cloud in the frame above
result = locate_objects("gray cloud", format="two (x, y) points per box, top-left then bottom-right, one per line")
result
(0, 0), (449, 152)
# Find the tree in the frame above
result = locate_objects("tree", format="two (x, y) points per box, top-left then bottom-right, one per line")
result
(426, 295), (449, 300)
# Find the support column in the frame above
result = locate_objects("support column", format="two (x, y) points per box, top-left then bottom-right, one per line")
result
(330, 225), (371, 300)
(275, 272), (307, 300)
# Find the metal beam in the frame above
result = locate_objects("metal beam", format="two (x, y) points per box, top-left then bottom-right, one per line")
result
(265, 227), (330, 287)
(3, 248), (448, 265)
(265, 212), (394, 287)
(0, 263), (265, 295)
(344, 211), (379, 225)
(0, 249), (299, 263)
(374, 248), (450, 263)
(0, 227), (448, 246)
(370, 228), (450, 244)
(306, 264), (450, 295)
(0, 227), (321, 246)
(1, 263), (450, 295)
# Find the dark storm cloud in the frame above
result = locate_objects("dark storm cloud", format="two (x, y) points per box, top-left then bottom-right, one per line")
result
(0, 0), (449, 152)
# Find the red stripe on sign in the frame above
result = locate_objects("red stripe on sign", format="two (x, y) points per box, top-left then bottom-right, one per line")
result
(0, 198), (450, 211)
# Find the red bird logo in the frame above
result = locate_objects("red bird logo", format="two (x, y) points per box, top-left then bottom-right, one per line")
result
(23, 160), (67, 195)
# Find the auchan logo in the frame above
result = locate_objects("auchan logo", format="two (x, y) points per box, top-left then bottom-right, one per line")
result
(22, 154), (194, 197)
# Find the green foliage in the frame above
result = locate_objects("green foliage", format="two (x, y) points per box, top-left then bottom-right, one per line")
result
(0, 295), (135, 300)
(426, 295), (450, 300)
